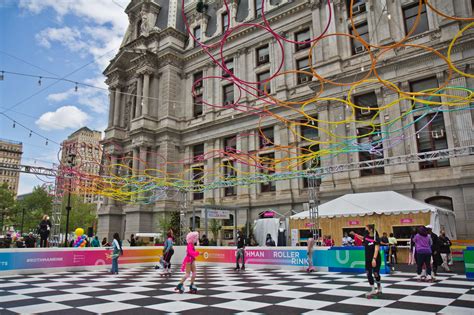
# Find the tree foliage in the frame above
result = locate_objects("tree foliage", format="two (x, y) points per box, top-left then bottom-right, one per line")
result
(60, 195), (97, 235)
(12, 186), (53, 233)
(209, 219), (222, 242)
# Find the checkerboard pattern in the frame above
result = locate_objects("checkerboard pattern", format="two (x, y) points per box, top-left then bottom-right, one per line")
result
(0, 266), (473, 314)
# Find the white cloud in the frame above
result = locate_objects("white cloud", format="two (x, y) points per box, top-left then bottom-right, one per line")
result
(36, 106), (89, 131)
(36, 27), (86, 51)
(46, 76), (108, 113)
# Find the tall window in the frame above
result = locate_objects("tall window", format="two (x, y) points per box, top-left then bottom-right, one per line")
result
(222, 12), (229, 32)
(354, 92), (378, 120)
(301, 145), (321, 188)
(259, 127), (274, 148)
(223, 160), (237, 196)
(296, 57), (311, 84)
(346, 0), (366, 16)
(358, 126), (384, 176)
(193, 143), (204, 161)
(193, 26), (201, 47)
(193, 71), (203, 117)
(136, 20), (142, 37)
(350, 22), (369, 55)
(295, 28), (311, 51)
(189, 216), (201, 229)
(222, 59), (233, 77)
(403, 3), (429, 36)
(410, 77), (441, 109)
(425, 196), (454, 211)
(224, 136), (237, 151)
(259, 153), (275, 192)
(300, 116), (319, 140)
(255, 0), (262, 17)
(192, 167), (204, 200)
(256, 45), (269, 66)
(415, 113), (449, 169)
(257, 71), (271, 94)
(223, 84), (234, 105)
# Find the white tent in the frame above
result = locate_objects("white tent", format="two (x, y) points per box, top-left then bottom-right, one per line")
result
(291, 191), (456, 239)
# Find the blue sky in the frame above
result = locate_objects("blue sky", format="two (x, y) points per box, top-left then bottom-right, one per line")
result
(0, 0), (129, 194)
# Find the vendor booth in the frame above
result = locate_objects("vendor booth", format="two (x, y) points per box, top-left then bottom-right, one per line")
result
(290, 191), (456, 253)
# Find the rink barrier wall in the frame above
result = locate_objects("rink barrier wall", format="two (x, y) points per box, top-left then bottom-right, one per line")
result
(0, 246), (390, 275)
(464, 247), (474, 279)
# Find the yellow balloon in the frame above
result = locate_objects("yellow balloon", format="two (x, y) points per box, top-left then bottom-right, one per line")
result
(75, 228), (84, 237)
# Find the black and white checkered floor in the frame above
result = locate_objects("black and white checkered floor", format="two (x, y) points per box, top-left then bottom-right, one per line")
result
(0, 266), (473, 314)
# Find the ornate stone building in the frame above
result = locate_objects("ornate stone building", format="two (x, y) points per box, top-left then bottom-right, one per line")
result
(99, 0), (474, 241)
(0, 138), (23, 197)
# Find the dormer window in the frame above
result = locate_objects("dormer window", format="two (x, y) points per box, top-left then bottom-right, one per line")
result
(193, 26), (201, 47)
(222, 12), (229, 32)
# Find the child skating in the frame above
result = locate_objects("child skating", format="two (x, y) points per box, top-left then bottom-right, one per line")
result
(175, 231), (200, 293)
(351, 224), (382, 298)
(306, 237), (315, 272)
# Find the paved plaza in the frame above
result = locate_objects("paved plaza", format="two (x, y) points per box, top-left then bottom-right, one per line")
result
(0, 265), (473, 314)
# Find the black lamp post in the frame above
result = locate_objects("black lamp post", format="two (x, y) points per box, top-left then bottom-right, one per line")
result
(64, 153), (76, 247)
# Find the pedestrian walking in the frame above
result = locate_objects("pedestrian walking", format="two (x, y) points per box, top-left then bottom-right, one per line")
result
(351, 224), (383, 298)
(110, 233), (123, 274)
(426, 225), (442, 277)
(413, 226), (433, 281)
(307, 237), (315, 272)
(439, 231), (452, 272)
(235, 230), (246, 271)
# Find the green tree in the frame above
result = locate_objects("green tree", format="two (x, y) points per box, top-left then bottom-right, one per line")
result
(61, 195), (97, 235)
(13, 186), (53, 233)
(0, 183), (15, 231)
(209, 219), (222, 245)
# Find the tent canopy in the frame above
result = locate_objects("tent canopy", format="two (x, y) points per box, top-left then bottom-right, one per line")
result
(292, 191), (453, 219)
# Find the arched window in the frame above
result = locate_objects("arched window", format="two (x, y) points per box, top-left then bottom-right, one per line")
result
(136, 19), (142, 38)
(425, 196), (454, 211)
(189, 216), (201, 229)
(223, 214), (234, 227)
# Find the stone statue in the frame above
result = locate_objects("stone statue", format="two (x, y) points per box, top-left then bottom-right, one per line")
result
(140, 11), (150, 37)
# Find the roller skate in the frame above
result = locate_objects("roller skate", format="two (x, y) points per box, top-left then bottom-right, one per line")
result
(365, 288), (381, 299)
(174, 283), (184, 294)
(241, 266), (245, 271)
(189, 283), (198, 294)
(307, 267), (315, 273)
(234, 266), (240, 272)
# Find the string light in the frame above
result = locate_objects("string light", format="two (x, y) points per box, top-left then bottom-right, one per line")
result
(38, 76), (42, 86)
(0, 71), (4, 81)
(45, 139), (49, 146)
(75, 82), (78, 92)
(13, 121), (16, 128)
(29, 130), (32, 137)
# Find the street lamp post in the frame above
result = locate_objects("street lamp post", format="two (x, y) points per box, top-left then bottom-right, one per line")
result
(64, 153), (76, 247)
(20, 208), (25, 234)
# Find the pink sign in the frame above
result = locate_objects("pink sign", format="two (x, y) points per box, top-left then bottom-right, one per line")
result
(401, 218), (414, 224)
(305, 222), (315, 227)
(348, 220), (360, 226)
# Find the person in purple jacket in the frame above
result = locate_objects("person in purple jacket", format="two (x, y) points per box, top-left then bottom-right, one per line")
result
(413, 226), (433, 281)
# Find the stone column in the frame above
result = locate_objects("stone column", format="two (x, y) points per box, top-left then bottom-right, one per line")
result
(110, 155), (118, 205)
(139, 146), (147, 174)
(142, 72), (150, 116)
(132, 147), (139, 176)
(108, 88), (115, 127)
(113, 87), (121, 126)
(135, 75), (143, 118)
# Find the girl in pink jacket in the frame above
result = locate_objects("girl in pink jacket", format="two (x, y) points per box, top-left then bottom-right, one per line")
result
(175, 231), (200, 293)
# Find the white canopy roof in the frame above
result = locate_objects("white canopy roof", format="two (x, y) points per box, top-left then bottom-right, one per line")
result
(292, 191), (453, 219)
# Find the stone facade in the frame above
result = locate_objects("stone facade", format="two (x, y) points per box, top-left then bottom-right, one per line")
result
(0, 139), (23, 197)
(60, 127), (103, 204)
(99, 0), (474, 241)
